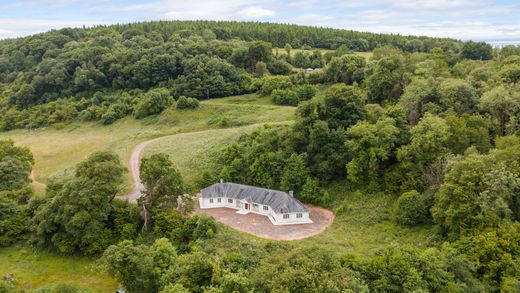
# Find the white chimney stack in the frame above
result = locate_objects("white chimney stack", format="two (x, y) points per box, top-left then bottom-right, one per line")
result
(220, 178), (224, 183)
(289, 190), (294, 197)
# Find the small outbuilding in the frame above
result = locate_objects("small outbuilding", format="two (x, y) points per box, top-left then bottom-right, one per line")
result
(199, 182), (312, 225)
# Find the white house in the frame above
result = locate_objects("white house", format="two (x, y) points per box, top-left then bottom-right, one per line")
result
(199, 182), (312, 225)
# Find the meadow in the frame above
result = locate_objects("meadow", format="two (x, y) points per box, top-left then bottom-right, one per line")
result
(0, 246), (118, 292)
(0, 91), (436, 291)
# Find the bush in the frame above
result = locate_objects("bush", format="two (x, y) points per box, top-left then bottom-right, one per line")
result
(394, 190), (430, 226)
(268, 59), (292, 75)
(134, 88), (173, 119)
(176, 96), (200, 110)
(294, 84), (316, 101)
(259, 76), (293, 96)
(271, 89), (299, 106)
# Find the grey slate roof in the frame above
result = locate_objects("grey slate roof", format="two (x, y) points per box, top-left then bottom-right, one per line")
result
(201, 182), (308, 214)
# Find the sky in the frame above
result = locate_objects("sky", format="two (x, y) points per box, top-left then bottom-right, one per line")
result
(0, 0), (519, 41)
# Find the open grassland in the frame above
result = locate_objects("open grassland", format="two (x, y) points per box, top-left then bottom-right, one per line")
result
(299, 186), (439, 255)
(0, 246), (117, 292)
(0, 94), (295, 192)
(143, 121), (292, 187)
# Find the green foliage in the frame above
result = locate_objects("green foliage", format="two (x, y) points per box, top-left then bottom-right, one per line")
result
(318, 83), (367, 129)
(345, 117), (400, 188)
(366, 55), (408, 104)
(252, 246), (368, 292)
(324, 54), (366, 84)
(461, 41), (493, 60)
(479, 86), (520, 135)
(394, 190), (430, 226)
(134, 88), (173, 119)
(432, 144), (520, 238)
(259, 75), (293, 96)
(176, 96), (200, 110)
(32, 151), (137, 255)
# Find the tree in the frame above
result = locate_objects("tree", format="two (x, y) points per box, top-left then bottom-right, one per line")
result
(437, 79), (478, 114)
(394, 190), (430, 226)
(366, 55), (407, 104)
(461, 41), (493, 60)
(252, 246), (368, 292)
(134, 88), (173, 119)
(479, 86), (520, 135)
(176, 96), (200, 110)
(100, 238), (177, 293)
(139, 154), (185, 229)
(318, 83), (367, 129)
(271, 89), (299, 106)
(397, 114), (451, 190)
(248, 41), (272, 72)
(280, 153), (309, 194)
(345, 117), (400, 187)
(32, 151), (135, 255)
(259, 75), (293, 96)
(324, 54), (366, 84)
(254, 61), (268, 77)
(432, 144), (520, 238)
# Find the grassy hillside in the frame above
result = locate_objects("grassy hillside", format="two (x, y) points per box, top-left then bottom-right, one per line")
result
(0, 94), (294, 193)
(0, 246), (118, 292)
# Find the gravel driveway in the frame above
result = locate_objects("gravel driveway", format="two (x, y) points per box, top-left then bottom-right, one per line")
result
(193, 202), (334, 240)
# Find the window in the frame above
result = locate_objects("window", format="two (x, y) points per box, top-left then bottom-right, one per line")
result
(296, 213), (303, 218)
(283, 214), (290, 219)
(217, 198), (221, 203)
(228, 199), (233, 203)
(209, 199), (213, 203)
(253, 203), (258, 208)
(263, 206), (268, 211)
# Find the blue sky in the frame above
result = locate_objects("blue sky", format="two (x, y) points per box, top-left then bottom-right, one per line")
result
(0, 0), (519, 41)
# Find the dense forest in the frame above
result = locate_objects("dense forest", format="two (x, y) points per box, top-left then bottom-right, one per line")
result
(2, 21), (520, 292)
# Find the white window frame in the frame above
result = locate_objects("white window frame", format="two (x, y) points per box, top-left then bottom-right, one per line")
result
(228, 198), (233, 203)
(283, 214), (290, 219)
(296, 213), (302, 218)
(217, 198), (221, 203)
(263, 206), (268, 211)
(209, 198), (214, 203)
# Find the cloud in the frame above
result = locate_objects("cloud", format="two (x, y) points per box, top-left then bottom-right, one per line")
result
(237, 6), (275, 18)
(0, 0), (519, 41)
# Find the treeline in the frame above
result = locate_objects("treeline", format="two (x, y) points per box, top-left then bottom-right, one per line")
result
(0, 141), (509, 293)
(0, 21), (475, 131)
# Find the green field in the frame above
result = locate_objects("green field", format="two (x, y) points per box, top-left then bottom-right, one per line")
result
(0, 246), (118, 292)
(0, 94), (294, 193)
(0, 91), (436, 289)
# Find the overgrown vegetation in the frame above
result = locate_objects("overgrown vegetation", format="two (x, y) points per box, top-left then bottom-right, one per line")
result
(2, 20), (520, 292)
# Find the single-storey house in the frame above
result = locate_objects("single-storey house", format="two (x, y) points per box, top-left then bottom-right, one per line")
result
(199, 182), (312, 225)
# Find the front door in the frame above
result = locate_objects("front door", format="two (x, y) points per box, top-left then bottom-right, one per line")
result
(244, 203), (250, 210)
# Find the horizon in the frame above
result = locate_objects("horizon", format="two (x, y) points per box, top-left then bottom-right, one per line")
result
(1, 0), (519, 42)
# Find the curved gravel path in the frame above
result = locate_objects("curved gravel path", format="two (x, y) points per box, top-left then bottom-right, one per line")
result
(119, 138), (162, 201)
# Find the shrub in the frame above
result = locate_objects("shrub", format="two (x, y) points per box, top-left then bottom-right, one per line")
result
(259, 76), (293, 96)
(271, 89), (299, 106)
(268, 59), (292, 75)
(395, 190), (430, 226)
(176, 96), (200, 110)
(294, 84), (316, 101)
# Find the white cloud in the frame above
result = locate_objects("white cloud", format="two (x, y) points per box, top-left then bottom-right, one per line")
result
(237, 6), (275, 18)
(0, 18), (113, 39)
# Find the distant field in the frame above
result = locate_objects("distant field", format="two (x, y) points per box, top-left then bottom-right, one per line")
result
(272, 47), (373, 60)
(0, 246), (117, 292)
(0, 94), (295, 193)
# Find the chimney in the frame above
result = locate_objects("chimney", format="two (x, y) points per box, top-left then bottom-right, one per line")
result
(289, 190), (294, 197)
(220, 178), (224, 183)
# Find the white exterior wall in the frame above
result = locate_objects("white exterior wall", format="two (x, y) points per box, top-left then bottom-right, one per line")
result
(198, 196), (312, 225)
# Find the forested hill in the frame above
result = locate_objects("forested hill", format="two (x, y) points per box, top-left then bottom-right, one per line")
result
(0, 20), (473, 130)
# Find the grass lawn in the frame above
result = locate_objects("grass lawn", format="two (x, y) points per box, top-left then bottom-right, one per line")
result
(143, 121), (292, 187)
(0, 94), (295, 192)
(299, 186), (439, 255)
(0, 246), (118, 292)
